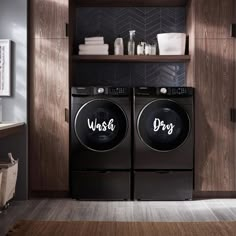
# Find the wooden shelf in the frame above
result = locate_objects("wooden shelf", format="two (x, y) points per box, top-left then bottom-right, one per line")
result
(0, 123), (25, 139)
(76, 0), (188, 7)
(72, 55), (191, 63)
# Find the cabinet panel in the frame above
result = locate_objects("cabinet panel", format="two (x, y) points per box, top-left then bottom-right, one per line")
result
(195, 0), (234, 38)
(29, 39), (69, 191)
(195, 39), (235, 191)
(30, 0), (68, 38)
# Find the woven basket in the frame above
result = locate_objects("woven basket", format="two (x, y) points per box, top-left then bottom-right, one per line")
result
(0, 159), (18, 208)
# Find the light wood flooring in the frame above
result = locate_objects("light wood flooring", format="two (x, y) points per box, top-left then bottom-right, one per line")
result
(1, 199), (236, 235)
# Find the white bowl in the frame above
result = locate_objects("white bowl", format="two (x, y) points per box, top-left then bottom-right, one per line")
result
(157, 33), (186, 55)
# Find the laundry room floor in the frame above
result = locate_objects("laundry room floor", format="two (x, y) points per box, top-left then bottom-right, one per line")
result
(1, 199), (236, 235)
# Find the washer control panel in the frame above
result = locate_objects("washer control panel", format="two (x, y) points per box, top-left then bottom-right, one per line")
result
(108, 87), (129, 96)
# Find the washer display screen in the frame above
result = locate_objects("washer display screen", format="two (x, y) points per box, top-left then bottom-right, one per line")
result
(137, 99), (190, 151)
(74, 99), (128, 152)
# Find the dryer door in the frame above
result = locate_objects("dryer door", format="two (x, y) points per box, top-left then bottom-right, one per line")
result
(74, 99), (128, 152)
(137, 99), (190, 151)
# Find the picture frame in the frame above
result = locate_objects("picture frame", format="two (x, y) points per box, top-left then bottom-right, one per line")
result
(0, 39), (11, 96)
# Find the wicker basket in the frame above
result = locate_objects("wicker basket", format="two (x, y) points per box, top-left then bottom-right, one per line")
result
(0, 154), (18, 208)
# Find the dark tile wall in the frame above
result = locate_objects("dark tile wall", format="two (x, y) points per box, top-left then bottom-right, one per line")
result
(73, 7), (186, 87)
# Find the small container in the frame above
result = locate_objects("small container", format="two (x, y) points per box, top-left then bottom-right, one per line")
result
(150, 43), (157, 55)
(128, 30), (136, 55)
(114, 37), (124, 55)
(157, 33), (186, 55)
(145, 43), (151, 55)
(137, 42), (145, 55)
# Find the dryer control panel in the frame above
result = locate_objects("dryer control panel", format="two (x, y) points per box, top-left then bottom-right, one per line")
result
(135, 87), (194, 97)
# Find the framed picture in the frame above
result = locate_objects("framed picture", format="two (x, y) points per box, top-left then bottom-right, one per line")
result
(0, 40), (11, 96)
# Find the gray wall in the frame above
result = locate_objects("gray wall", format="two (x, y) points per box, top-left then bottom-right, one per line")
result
(0, 0), (28, 200)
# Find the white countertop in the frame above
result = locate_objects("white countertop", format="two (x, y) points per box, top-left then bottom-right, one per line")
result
(0, 122), (25, 131)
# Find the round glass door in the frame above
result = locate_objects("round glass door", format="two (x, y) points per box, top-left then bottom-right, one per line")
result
(74, 99), (128, 152)
(137, 99), (190, 151)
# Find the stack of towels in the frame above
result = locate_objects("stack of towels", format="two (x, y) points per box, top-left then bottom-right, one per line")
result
(79, 37), (109, 55)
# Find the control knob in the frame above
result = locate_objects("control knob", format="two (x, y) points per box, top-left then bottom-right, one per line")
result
(97, 88), (105, 94)
(160, 88), (168, 94)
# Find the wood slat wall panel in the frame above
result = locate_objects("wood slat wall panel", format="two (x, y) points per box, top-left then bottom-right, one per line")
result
(30, 0), (68, 39)
(195, 0), (234, 39)
(29, 39), (69, 191)
(194, 39), (235, 191)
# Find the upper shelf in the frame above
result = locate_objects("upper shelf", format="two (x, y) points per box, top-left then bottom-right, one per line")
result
(76, 0), (188, 7)
(72, 55), (190, 63)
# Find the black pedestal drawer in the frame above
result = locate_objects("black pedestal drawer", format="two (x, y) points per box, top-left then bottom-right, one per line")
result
(134, 171), (193, 201)
(71, 171), (130, 200)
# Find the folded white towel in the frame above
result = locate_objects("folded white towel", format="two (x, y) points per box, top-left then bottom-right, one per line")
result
(85, 40), (104, 45)
(79, 50), (109, 55)
(85, 37), (104, 41)
(79, 44), (109, 51)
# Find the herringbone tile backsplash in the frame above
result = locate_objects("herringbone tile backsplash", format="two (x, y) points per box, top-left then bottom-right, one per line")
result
(74, 7), (186, 87)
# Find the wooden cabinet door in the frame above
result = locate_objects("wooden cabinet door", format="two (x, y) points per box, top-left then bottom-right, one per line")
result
(194, 39), (236, 191)
(195, 0), (235, 38)
(30, 0), (68, 38)
(29, 39), (69, 192)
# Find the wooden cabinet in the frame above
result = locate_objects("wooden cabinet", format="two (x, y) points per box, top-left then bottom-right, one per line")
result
(194, 39), (235, 191)
(195, 0), (235, 38)
(29, 39), (69, 192)
(29, 0), (69, 196)
(30, 0), (68, 38)
(187, 0), (236, 192)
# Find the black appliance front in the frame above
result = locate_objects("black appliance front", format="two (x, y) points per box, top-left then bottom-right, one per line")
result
(72, 171), (130, 200)
(133, 87), (194, 201)
(134, 171), (193, 200)
(71, 87), (132, 170)
(70, 87), (132, 200)
(134, 87), (194, 170)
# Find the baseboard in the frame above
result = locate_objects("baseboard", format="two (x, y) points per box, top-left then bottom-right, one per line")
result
(29, 191), (70, 199)
(29, 191), (236, 200)
(193, 191), (236, 199)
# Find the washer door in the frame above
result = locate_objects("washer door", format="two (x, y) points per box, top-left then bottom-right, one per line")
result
(137, 99), (190, 151)
(74, 99), (128, 152)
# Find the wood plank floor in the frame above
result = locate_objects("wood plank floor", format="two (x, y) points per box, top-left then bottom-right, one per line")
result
(1, 199), (236, 235)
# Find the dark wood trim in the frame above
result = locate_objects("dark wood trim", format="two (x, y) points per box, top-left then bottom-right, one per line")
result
(186, 0), (195, 87)
(73, 55), (191, 63)
(193, 191), (236, 199)
(76, 0), (188, 7)
(29, 191), (70, 199)
(0, 124), (25, 139)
